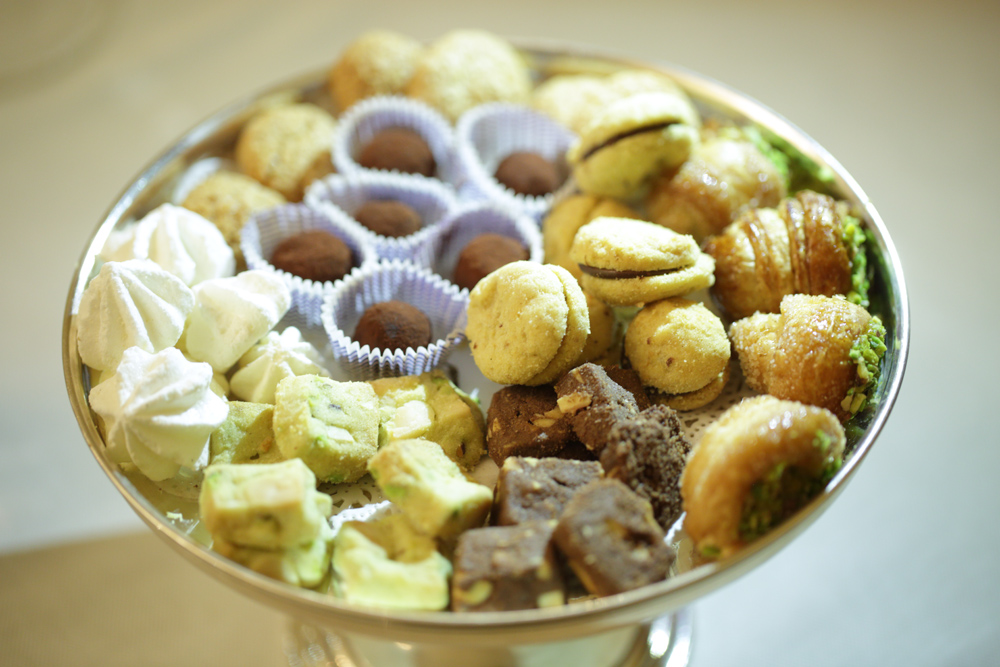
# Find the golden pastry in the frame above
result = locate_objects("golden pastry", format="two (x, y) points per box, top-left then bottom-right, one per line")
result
(729, 293), (887, 422)
(680, 395), (845, 559)
(703, 189), (870, 321)
(646, 133), (787, 242)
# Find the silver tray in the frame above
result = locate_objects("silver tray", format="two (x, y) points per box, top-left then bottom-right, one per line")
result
(62, 41), (909, 667)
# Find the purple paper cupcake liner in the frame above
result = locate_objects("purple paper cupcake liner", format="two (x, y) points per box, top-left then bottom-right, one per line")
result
(433, 202), (544, 291)
(331, 95), (460, 187)
(454, 103), (577, 221)
(241, 203), (374, 329)
(304, 171), (458, 267)
(321, 259), (469, 380)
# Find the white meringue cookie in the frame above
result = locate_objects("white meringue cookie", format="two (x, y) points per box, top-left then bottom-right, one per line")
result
(89, 346), (229, 482)
(76, 259), (195, 372)
(230, 327), (330, 404)
(182, 270), (292, 373)
(101, 203), (236, 286)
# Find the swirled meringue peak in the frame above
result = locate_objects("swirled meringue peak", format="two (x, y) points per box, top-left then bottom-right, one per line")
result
(182, 270), (292, 373)
(230, 327), (330, 404)
(89, 346), (229, 481)
(76, 259), (195, 372)
(102, 203), (236, 286)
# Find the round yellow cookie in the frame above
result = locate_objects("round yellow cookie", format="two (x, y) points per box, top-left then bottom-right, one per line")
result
(235, 103), (336, 202)
(567, 91), (700, 200)
(405, 30), (531, 123)
(328, 30), (424, 112)
(624, 297), (730, 397)
(466, 262), (587, 386)
(525, 264), (590, 386)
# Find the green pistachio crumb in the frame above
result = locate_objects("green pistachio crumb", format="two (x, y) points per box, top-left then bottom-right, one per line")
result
(841, 215), (871, 308)
(842, 317), (888, 415)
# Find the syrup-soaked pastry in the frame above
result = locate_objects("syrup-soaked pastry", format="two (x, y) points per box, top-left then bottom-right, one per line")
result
(554, 363), (640, 453)
(492, 456), (604, 527)
(553, 478), (674, 597)
(646, 133), (787, 242)
(704, 189), (870, 321)
(600, 404), (691, 529)
(680, 395), (845, 559)
(729, 293), (887, 422)
(451, 521), (565, 612)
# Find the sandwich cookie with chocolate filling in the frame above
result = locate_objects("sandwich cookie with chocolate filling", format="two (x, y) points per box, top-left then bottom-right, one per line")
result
(566, 91), (700, 201)
(570, 217), (715, 306)
(466, 261), (589, 386)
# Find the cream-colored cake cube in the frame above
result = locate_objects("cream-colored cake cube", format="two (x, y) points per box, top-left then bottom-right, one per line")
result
(273, 375), (379, 483)
(199, 459), (332, 549)
(367, 438), (492, 539)
(332, 514), (451, 611)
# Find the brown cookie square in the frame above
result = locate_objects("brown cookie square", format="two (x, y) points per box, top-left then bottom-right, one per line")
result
(553, 478), (674, 597)
(451, 521), (565, 612)
(604, 366), (650, 410)
(554, 363), (639, 453)
(493, 456), (604, 526)
(600, 404), (691, 530)
(486, 385), (584, 466)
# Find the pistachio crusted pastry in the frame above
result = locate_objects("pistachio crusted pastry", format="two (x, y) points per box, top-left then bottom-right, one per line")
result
(680, 395), (845, 559)
(729, 294), (887, 422)
(704, 189), (871, 321)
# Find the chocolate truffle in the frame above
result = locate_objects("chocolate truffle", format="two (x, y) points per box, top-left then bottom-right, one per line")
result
(353, 300), (433, 351)
(453, 233), (529, 291)
(357, 128), (436, 177)
(352, 200), (423, 238)
(269, 229), (354, 282)
(494, 152), (562, 197)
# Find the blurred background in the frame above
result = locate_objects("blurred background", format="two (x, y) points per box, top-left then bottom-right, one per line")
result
(2, 0), (998, 664)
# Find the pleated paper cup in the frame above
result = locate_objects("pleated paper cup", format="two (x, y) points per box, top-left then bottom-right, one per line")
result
(331, 95), (460, 187)
(321, 259), (469, 379)
(454, 103), (577, 221)
(242, 203), (374, 329)
(433, 201), (543, 291)
(304, 171), (457, 267)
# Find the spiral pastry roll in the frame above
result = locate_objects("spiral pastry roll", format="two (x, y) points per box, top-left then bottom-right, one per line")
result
(704, 190), (869, 321)
(680, 395), (845, 559)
